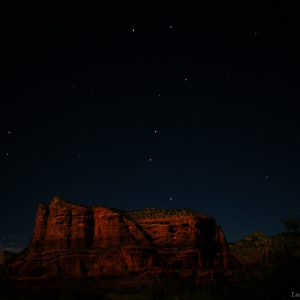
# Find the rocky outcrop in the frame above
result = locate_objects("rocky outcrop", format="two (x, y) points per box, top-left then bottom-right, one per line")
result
(230, 231), (300, 274)
(0, 250), (14, 265)
(4, 197), (237, 288)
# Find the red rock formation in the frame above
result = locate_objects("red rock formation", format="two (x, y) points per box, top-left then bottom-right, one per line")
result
(4, 197), (237, 287)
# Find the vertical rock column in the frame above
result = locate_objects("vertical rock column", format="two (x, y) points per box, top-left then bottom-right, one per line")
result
(70, 206), (94, 249)
(42, 197), (72, 252)
(29, 204), (49, 254)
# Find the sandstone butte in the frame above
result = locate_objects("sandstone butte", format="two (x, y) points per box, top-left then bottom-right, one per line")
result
(3, 196), (238, 288)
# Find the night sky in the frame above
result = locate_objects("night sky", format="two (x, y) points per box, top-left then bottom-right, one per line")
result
(1, 2), (300, 251)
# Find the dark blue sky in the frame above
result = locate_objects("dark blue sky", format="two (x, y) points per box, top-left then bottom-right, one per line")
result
(1, 2), (300, 250)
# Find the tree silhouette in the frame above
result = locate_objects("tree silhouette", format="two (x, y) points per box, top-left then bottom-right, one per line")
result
(281, 216), (300, 233)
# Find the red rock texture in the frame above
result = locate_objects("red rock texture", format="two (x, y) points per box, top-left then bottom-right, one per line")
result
(4, 197), (237, 287)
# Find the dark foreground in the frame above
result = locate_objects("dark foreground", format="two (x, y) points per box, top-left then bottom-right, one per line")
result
(0, 272), (299, 300)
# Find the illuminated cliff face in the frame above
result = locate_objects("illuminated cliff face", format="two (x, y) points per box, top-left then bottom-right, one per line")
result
(5, 197), (237, 287)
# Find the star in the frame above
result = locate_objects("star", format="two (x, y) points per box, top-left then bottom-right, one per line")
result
(7, 130), (12, 134)
(148, 158), (152, 162)
(154, 130), (158, 134)
(169, 25), (173, 29)
(184, 77), (188, 82)
(169, 197), (173, 201)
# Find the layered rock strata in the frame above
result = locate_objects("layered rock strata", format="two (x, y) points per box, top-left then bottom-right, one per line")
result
(5, 197), (236, 287)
